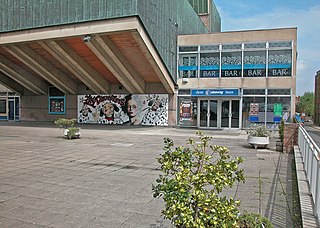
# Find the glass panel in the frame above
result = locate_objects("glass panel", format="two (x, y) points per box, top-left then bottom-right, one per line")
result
(200, 100), (208, 127)
(15, 97), (19, 120)
(267, 89), (291, 95)
(221, 100), (230, 128)
(242, 97), (266, 128)
(8, 101), (14, 120)
(243, 50), (266, 77)
(243, 89), (266, 95)
(200, 53), (220, 78)
(209, 100), (217, 127)
(231, 100), (240, 128)
(221, 52), (242, 77)
(269, 41), (292, 48)
(179, 46), (198, 52)
(178, 54), (198, 78)
(222, 43), (242, 50)
(268, 49), (292, 77)
(200, 45), (219, 51)
(0, 99), (6, 113)
(178, 90), (191, 95)
(178, 97), (197, 127)
(244, 42), (266, 49)
(267, 97), (291, 123)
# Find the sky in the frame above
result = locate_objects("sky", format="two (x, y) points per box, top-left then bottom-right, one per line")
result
(213, 0), (320, 95)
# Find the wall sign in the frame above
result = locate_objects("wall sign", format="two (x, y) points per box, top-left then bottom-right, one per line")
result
(191, 89), (239, 97)
(48, 96), (66, 114)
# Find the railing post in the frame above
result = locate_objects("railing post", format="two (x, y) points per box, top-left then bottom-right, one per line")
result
(315, 159), (320, 220)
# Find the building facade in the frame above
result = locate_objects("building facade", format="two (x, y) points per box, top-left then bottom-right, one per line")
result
(177, 29), (297, 129)
(0, 0), (296, 129)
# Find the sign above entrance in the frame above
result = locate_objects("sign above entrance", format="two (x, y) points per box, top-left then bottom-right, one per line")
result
(191, 89), (240, 97)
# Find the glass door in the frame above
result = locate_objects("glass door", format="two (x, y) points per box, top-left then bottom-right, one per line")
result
(221, 100), (230, 128)
(220, 100), (240, 128)
(200, 100), (208, 127)
(231, 100), (240, 128)
(209, 100), (218, 127)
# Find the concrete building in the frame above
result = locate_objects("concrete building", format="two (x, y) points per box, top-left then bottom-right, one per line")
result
(177, 28), (297, 129)
(0, 0), (296, 129)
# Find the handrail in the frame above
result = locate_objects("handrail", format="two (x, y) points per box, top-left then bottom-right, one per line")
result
(298, 124), (320, 222)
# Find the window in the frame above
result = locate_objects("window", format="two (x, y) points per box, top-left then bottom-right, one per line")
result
(267, 89), (291, 95)
(179, 46), (198, 52)
(200, 53), (220, 78)
(48, 96), (66, 114)
(243, 89), (266, 96)
(242, 97), (266, 128)
(178, 55), (198, 78)
(268, 49), (292, 77)
(0, 99), (6, 114)
(221, 51), (242, 77)
(243, 50), (266, 77)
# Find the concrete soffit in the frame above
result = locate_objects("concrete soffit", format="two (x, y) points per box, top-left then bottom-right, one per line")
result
(38, 40), (110, 94)
(0, 17), (175, 94)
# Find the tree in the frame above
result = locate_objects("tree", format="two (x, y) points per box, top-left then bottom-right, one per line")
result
(152, 132), (245, 227)
(296, 91), (314, 117)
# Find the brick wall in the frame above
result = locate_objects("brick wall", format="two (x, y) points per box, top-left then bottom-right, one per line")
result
(283, 123), (299, 153)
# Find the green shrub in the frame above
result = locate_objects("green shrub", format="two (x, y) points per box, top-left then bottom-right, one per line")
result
(238, 213), (273, 228)
(246, 125), (270, 137)
(66, 127), (81, 140)
(152, 131), (245, 227)
(279, 119), (285, 143)
(54, 118), (76, 128)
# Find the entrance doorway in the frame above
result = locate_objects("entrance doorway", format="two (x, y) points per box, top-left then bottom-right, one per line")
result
(8, 97), (19, 121)
(199, 99), (240, 129)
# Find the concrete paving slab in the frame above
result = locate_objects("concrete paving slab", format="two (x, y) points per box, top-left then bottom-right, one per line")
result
(0, 123), (302, 227)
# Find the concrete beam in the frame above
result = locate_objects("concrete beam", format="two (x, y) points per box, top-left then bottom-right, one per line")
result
(85, 35), (145, 94)
(39, 40), (110, 94)
(132, 30), (175, 94)
(0, 56), (48, 95)
(2, 44), (78, 94)
(0, 72), (26, 95)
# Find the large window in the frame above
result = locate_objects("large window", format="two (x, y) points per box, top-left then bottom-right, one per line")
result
(243, 50), (266, 77)
(200, 53), (220, 78)
(178, 55), (197, 78)
(268, 50), (292, 77)
(242, 88), (291, 128)
(0, 99), (6, 114)
(242, 97), (266, 128)
(221, 52), (242, 77)
(178, 41), (293, 79)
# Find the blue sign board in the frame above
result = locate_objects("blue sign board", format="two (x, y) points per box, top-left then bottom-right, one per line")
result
(191, 89), (239, 97)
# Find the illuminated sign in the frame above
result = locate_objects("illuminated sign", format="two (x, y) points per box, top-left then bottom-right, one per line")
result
(191, 89), (239, 97)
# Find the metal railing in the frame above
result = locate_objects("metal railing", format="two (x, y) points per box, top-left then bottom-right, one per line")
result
(298, 125), (320, 221)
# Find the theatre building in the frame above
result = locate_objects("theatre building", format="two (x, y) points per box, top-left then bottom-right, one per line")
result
(0, 0), (296, 129)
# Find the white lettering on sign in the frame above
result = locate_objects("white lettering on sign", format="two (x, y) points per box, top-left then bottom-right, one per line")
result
(211, 91), (224, 95)
(224, 70), (239, 77)
(202, 71), (218, 77)
(247, 70), (262, 76)
(272, 69), (289, 76)
(225, 91), (235, 95)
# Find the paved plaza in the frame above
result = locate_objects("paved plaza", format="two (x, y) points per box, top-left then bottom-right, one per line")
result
(0, 123), (300, 227)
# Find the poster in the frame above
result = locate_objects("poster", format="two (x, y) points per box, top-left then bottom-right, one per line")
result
(249, 103), (259, 116)
(78, 94), (168, 126)
(180, 100), (193, 121)
(274, 103), (283, 117)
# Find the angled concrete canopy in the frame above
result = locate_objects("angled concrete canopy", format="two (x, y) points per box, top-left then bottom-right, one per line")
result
(0, 17), (176, 95)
